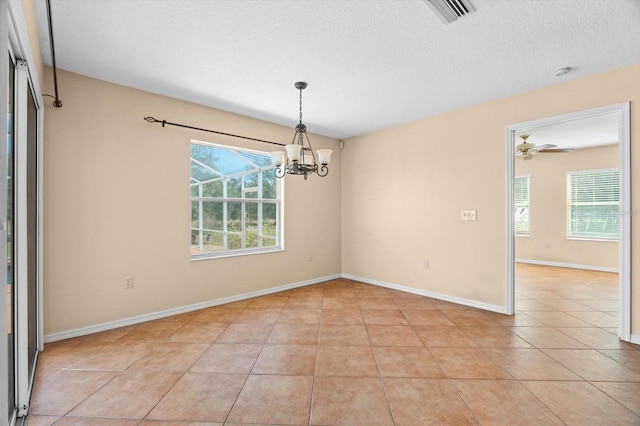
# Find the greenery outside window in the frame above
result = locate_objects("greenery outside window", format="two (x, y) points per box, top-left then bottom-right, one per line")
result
(190, 141), (282, 259)
(567, 169), (619, 241)
(514, 175), (530, 236)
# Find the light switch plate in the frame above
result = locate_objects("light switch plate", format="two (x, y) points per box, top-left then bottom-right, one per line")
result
(461, 210), (477, 221)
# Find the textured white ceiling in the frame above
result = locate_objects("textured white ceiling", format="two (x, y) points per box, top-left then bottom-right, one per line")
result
(33, 0), (640, 139)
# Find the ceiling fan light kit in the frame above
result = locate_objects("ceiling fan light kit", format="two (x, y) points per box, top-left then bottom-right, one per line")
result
(270, 82), (332, 180)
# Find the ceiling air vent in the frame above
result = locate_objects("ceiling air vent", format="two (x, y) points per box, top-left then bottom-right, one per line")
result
(423, 0), (475, 24)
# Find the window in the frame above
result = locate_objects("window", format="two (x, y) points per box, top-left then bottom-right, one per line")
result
(514, 175), (530, 235)
(567, 169), (619, 240)
(190, 141), (282, 259)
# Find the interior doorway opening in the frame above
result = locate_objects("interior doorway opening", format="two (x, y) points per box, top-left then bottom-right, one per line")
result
(505, 103), (631, 342)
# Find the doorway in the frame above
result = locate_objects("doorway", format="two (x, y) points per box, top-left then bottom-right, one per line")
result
(505, 103), (631, 342)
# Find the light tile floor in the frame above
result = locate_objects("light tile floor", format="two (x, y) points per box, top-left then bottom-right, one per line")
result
(29, 264), (640, 425)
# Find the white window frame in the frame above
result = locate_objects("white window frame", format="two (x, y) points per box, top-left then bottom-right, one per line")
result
(514, 175), (530, 237)
(190, 141), (283, 260)
(566, 168), (620, 242)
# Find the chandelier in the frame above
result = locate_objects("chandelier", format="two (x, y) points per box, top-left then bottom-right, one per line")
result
(270, 82), (332, 179)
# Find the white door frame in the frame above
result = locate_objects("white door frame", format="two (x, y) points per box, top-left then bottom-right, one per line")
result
(505, 102), (631, 342)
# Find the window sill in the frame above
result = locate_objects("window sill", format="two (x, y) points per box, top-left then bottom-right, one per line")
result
(190, 246), (284, 261)
(567, 237), (619, 243)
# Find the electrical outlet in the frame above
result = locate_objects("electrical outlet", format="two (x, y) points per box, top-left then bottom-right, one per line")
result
(124, 275), (134, 289)
(461, 210), (477, 221)
(307, 253), (313, 262)
(424, 260), (430, 269)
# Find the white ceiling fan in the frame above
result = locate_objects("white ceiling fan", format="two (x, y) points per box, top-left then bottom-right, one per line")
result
(515, 134), (574, 160)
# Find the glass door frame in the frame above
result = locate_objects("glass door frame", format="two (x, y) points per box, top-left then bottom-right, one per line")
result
(14, 58), (42, 417)
(2, 1), (46, 420)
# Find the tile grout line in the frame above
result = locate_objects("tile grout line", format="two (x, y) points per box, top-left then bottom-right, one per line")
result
(587, 381), (640, 418)
(221, 308), (275, 425)
(516, 380), (569, 425)
(513, 267), (637, 421)
(308, 305), (323, 426)
(448, 322), (572, 424)
(117, 317), (209, 422)
(137, 317), (226, 422)
(364, 296), (397, 426)
(411, 309), (484, 425)
(435, 307), (570, 424)
(49, 338), (129, 419)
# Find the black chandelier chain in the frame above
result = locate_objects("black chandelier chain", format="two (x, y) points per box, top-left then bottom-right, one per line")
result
(299, 86), (303, 125)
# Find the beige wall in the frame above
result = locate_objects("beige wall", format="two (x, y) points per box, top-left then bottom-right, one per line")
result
(515, 144), (619, 269)
(43, 68), (342, 334)
(342, 63), (640, 333)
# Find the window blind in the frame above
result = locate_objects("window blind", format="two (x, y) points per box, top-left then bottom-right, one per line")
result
(567, 169), (619, 240)
(514, 176), (530, 235)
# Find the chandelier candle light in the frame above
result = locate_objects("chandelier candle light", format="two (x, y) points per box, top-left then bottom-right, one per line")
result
(270, 82), (332, 179)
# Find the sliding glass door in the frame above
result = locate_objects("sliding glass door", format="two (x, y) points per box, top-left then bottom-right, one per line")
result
(3, 2), (43, 422)
(25, 65), (39, 393)
(3, 54), (41, 424)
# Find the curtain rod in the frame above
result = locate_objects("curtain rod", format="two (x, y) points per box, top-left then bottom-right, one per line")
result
(144, 116), (287, 147)
(45, 0), (62, 107)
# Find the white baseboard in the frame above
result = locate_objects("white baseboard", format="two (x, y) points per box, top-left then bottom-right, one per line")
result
(516, 258), (618, 273)
(341, 273), (508, 315)
(630, 334), (640, 346)
(44, 274), (341, 343)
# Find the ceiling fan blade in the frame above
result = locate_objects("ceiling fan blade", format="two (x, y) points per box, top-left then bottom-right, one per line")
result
(534, 144), (557, 150)
(538, 148), (574, 153)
